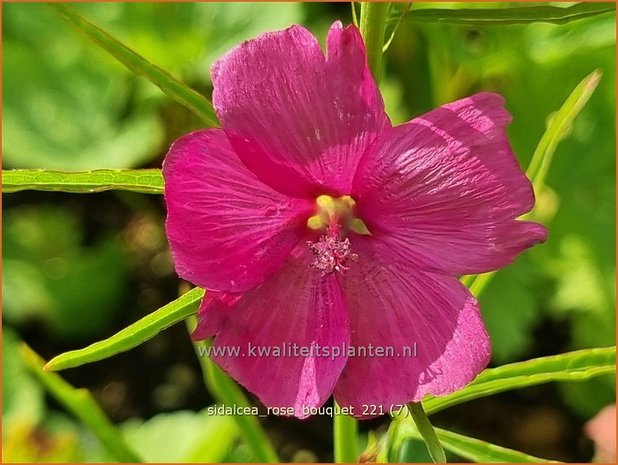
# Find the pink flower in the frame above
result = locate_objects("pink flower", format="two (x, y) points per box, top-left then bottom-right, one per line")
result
(163, 21), (547, 418)
(585, 404), (616, 462)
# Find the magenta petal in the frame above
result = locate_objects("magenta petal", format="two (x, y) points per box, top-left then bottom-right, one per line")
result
(212, 22), (390, 198)
(191, 291), (242, 341)
(333, 236), (490, 416)
(163, 129), (313, 292)
(203, 245), (349, 418)
(353, 92), (547, 275)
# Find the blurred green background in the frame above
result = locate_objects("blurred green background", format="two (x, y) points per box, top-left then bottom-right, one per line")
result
(2, 2), (615, 462)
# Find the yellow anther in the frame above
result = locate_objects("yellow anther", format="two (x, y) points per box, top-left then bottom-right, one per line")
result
(307, 215), (324, 230)
(350, 218), (371, 235)
(339, 195), (356, 208)
(306, 194), (371, 235)
(316, 194), (335, 210)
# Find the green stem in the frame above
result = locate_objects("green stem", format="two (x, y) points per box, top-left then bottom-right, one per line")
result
(408, 402), (446, 463)
(186, 317), (279, 463)
(359, 2), (390, 83)
(21, 345), (142, 462)
(334, 401), (360, 462)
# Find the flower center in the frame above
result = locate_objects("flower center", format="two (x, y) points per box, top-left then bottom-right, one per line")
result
(307, 224), (358, 275)
(306, 195), (368, 275)
(306, 195), (370, 235)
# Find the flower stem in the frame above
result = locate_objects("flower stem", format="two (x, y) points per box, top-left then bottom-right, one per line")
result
(21, 345), (142, 462)
(359, 2), (390, 83)
(408, 402), (446, 463)
(334, 401), (360, 462)
(186, 317), (279, 462)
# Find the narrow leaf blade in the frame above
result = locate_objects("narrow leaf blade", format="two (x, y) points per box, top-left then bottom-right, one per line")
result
(49, 3), (218, 126)
(434, 427), (559, 463)
(3, 169), (164, 194)
(396, 3), (615, 25)
(527, 70), (602, 194)
(422, 346), (616, 415)
(398, 424), (559, 463)
(408, 402), (446, 463)
(45, 287), (204, 371)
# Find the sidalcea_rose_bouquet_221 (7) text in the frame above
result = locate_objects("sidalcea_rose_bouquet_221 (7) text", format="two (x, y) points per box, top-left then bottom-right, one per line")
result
(162, 21), (547, 419)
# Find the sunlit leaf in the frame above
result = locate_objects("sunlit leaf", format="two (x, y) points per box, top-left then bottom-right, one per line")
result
(396, 425), (558, 463)
(3, 169), (163, 194)
(2, 4), (163, 170)
(122, 409), (238, 462)
(526, 70), (602, 195)
(49, 3), (218, 126)
(45, 287), (204, 371)
(407, 402), (446, 463)
(421, 346), (616, 415)
(395, 3), (615, 25)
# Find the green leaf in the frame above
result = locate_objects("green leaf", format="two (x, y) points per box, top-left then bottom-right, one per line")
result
(188, 321), (280, 463)
(383, 2), (411, 53)
(407, 402), (446, 463)
(20, 344), (142, 462)
(397, 425), (558, 463)
(121, 408), (238, 462)
(526, 70), (602, 195)
(3, 4), (163, 170)
(334, 401), (360, 463)
(421, 346), (616, 415)
(3, 169), (163, 194)
(49, 3), (218, 126)
(434, 428), (559, 463)
(45, 287), (204, 371)
(461, 271), (496, 297)
(395, 3), (615, 25)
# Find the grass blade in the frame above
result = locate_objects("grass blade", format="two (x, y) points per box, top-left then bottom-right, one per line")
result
(3, 169), (164, 194)
(408, 402), (446, 463)
(527, 70), (602, 194)
(45, 287), (204, 371)
(397, 424), (558, 463)
(395, 3), (615, 25)
(422, 346), (615, 415)
(433, 427), (559, 463)
(49, 3), (218, 126)
(188, 318), (279, 463)
(21, 345), (142, 462)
